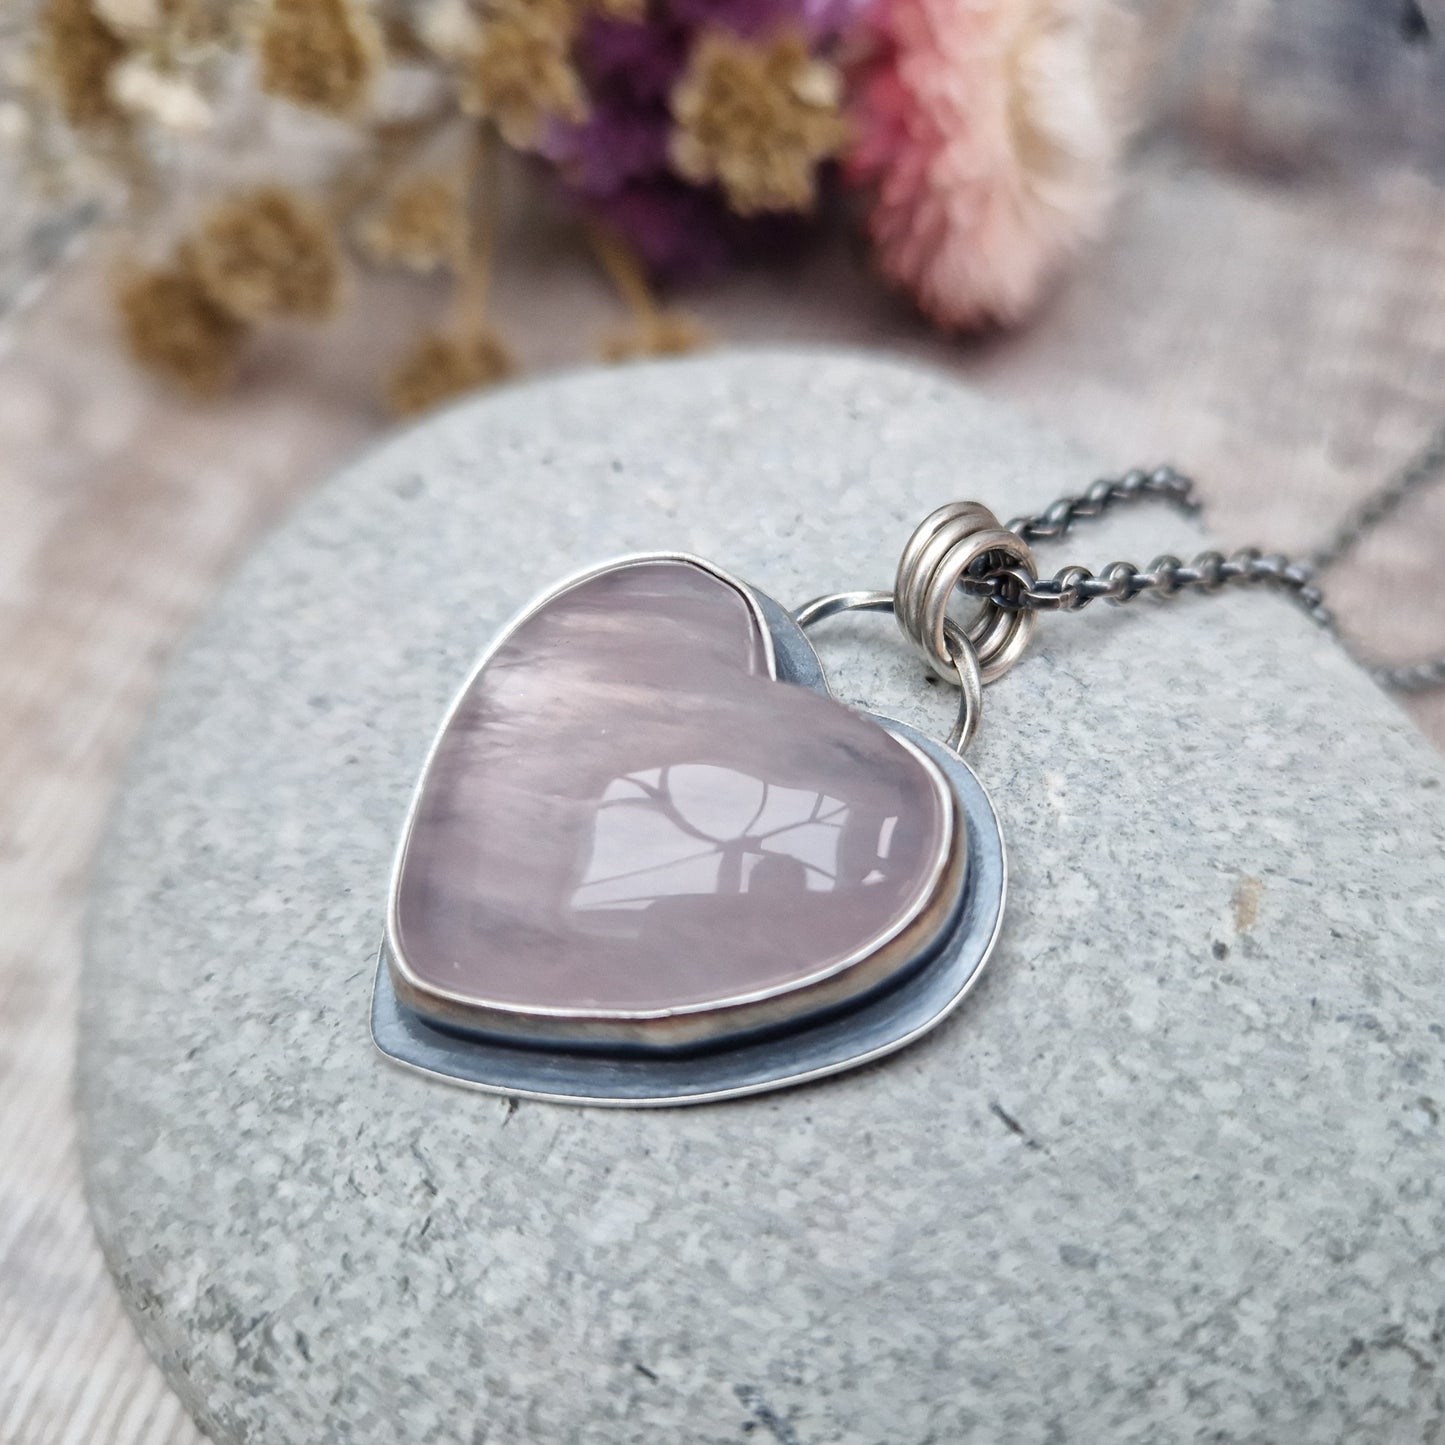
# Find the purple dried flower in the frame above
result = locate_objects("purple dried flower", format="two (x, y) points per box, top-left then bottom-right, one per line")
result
(543, 0), (874, 281)
(540, 101), (671, 196)
(669, 0), (871, 41)
(579, 13), (690, 102)
(587, 180), (740, 280)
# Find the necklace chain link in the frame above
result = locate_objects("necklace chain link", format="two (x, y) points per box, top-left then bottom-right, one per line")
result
(971, 447), (1445, 696)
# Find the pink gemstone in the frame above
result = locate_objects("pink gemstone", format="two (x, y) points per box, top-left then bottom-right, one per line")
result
(389, 558), (961, 1050)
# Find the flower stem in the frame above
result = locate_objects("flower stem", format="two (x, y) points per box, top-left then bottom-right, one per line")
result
(456, 121), (500, 334)
(584, 219), (658, 324)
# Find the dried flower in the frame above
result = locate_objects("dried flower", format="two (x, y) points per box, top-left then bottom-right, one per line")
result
(458, 2), (587, 148)
(110, 55), (213, 131)
(385, 329), (514, 415)
(669, 27), (848, 215)
(40, 0), (129, 128)
(600, 308), (708, 362)
(542, 10), (815, 279)
(361, 175), (465, 273)
(117, 256), (249, 395)
(192, 186), (343, 320)
(257, 0), (383, 117)
(670, 0), (873, 39)
(576, 9), (691, 103)
(582, 179), (744, 281)
(537, 15), (688, 197)
(847, 0), (1127, 328)
(413, 0), (484, 60)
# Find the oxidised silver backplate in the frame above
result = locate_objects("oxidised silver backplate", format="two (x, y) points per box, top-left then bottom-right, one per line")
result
(371, 583), (1006, 1106)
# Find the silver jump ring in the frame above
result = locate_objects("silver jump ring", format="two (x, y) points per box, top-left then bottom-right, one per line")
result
(791, 590), (983, 754)
(894, 502), (1039, 685)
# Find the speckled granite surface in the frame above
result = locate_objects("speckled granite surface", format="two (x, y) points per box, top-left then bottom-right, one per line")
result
(79, 354), (1445, 1443)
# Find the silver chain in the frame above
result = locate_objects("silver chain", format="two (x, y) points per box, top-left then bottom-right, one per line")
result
(964, 441), (1445, 696)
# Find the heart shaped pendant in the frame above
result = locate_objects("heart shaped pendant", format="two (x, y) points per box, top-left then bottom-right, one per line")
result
(372, 554), (1005, 1105)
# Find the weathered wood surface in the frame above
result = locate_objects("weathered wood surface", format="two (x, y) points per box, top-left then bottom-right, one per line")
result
(4, 6), (1445, 1439)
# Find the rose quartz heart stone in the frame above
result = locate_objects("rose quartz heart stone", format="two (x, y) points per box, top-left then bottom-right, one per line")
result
(389, 558), (954, 1042)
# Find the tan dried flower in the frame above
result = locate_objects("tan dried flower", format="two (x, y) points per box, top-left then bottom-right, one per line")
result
(116, 257), (249, 395)
(257, 0), (383, 117)
(192, 186), (343, 320)
(457, 1), (586, 149)
(601, 309), (707, 363)
(385, 329), (513, 416)
(40, 0), (129, 129)
(361, 176), (465, 273)
(670, 28), (848, 216)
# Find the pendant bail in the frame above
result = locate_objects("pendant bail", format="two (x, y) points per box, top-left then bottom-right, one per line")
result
(894, 502), (1039, 685)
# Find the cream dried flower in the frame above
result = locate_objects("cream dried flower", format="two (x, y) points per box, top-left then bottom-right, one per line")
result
(670, 28), (849, 216)
(192, 186), (343, 320)
(110, 55), (213, 131)
(385, 329), (513, 416)
(457, 1), (587, 149)
(257, 0), (383, 117)
(414, 0), (484, 62)
(361, 175), (465, 273)
(847, 0), (1130, 328)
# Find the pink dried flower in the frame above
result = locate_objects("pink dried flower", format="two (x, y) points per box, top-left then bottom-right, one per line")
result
(847, 0), (1130, 329)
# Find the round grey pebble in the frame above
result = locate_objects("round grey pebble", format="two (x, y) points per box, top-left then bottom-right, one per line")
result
(80, 351), (1445, 1445)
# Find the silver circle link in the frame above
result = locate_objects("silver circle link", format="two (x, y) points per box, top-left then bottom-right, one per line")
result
(894, 502), (1038, 685)
(792, 590), (983, 754)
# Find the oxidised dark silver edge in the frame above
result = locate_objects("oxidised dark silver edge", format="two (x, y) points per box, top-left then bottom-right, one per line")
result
(369, 585), (1006, 1106)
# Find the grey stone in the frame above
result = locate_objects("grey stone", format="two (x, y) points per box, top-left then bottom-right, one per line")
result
(79, 351), (1445, 1445)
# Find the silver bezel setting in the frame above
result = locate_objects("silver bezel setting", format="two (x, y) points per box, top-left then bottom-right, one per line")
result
(371, 557), (1007, 1105)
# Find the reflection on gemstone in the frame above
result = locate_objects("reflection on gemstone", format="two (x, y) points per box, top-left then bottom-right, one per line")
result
(572, 763), (887, 912)
(391, 558), (954, 1019)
